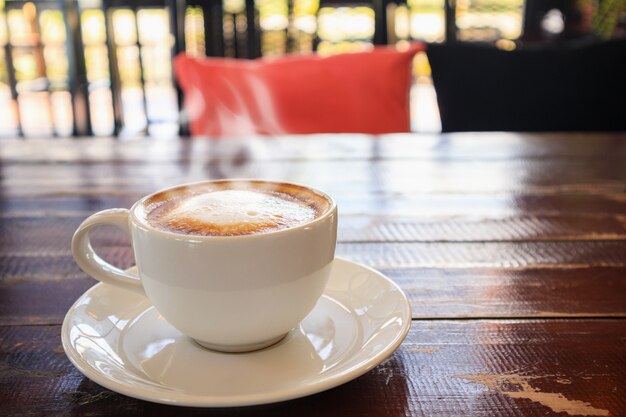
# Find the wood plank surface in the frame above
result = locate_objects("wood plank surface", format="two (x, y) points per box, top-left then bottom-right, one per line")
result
(2, 214), (626, 250)
(1, 133), (626, 416)
(2, 192), (626, 217)
(1, 133), (625, 162)
(1, 320), (624, 417)
(1, 159), (625, 198)
(2, 266), (625, 326)
(2, 240), (626, 273)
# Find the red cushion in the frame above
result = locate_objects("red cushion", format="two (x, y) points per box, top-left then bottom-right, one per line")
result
(174, 44), (423, 137)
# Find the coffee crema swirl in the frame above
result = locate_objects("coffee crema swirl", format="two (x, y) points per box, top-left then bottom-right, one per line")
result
(144, 181), (330, 237)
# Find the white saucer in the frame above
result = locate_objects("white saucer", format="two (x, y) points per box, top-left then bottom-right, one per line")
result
(61, 258), (411, 407)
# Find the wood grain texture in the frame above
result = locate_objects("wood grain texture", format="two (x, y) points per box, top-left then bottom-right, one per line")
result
(2, 240), (626, 276)
(2, 192), (626, 218)
(2, 133), (626, 416)
(1, 320), (624, 417)
(337, 241), (626, 268)
(339, 214), (626, 242)
(1, 133), (625, 163)
(2, 214), (626, 257)
(0, 277), (94, 325)
(387, 266), (626, 318)
(3, 266), (625, 326)
(1, 159), (625, 198)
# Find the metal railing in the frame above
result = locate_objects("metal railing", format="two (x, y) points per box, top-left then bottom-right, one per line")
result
(1, 0), (619, 138)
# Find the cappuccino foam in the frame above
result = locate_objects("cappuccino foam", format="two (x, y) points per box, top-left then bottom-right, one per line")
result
(144, 182), (328, 236)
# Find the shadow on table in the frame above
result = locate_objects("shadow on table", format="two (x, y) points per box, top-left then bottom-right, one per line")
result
(65, 355), (409, 417)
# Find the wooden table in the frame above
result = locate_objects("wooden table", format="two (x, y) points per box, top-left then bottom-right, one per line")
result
(1, 133), (625, 416)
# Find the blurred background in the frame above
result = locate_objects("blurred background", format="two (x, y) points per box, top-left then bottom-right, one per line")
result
(0, 0), (624, 138)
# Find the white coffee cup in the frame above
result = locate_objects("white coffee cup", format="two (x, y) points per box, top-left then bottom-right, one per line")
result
(72, 180), (337, 352)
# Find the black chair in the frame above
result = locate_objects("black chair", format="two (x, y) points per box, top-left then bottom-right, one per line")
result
(426, 39), (626, 132)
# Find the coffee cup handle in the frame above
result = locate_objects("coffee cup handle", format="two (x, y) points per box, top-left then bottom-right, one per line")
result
(72, 208), (145, 295)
